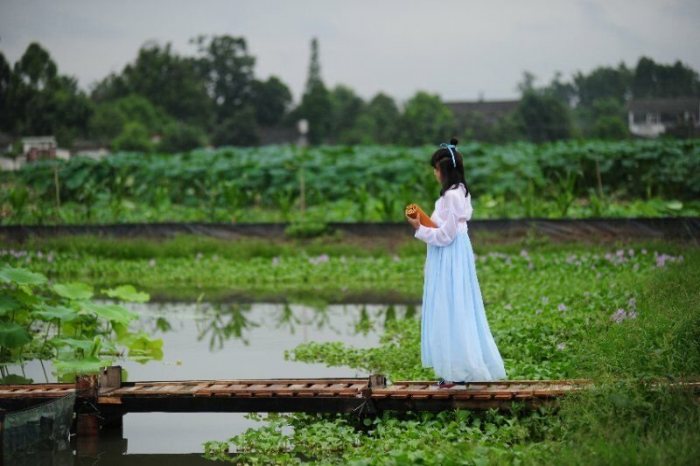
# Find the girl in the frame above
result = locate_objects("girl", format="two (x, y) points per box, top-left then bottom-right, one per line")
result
(406, 138), (506, 387)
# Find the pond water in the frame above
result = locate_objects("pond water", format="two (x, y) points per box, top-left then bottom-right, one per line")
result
(7, 301), (415, 464)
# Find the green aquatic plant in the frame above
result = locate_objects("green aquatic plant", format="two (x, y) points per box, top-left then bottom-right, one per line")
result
(0, 264), (163, 382)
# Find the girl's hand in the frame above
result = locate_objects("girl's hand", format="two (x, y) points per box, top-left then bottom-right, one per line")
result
(405, 213), (421, 230)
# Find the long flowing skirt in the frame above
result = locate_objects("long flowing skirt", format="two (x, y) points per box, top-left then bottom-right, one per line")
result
(420, 231), (507, 382)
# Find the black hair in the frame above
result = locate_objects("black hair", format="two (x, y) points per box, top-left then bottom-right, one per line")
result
(430, 137), (469, 197)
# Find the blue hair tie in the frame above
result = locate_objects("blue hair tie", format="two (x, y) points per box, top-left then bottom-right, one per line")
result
(439, 143), (457, 167)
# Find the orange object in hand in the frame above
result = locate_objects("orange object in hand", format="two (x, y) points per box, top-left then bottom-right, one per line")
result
(405, 203), (437, 228)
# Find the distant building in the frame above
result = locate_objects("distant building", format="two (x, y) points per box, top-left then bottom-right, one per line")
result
(72, 139), (110, 159)
(259, 126), (299, 145)
(626, 98), (700, 138)
(445, 99), (520, 125)
(22, 136), (67, 162)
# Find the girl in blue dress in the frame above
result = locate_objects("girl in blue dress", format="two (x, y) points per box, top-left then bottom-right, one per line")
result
(405, 138), (506, 387)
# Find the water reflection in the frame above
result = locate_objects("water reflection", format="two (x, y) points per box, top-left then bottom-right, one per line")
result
(5, 302), (415, 384)
(3, 302), (418, 461)
(195, 303), (258, 349)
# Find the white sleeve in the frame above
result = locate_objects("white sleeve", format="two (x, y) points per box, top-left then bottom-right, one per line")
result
(414, 191), (465, 247)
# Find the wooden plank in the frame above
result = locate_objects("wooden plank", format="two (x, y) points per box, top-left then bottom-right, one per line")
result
(198, 384), (236, 394)
(97, 396), (123, 405)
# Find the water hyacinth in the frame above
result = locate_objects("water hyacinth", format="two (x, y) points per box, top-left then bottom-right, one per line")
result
(610, 308), (637, 324)
(308, 254), (330, 265)
(271, 256), (281, 267)
(556, 342), (566, 351)
(558, 303), (568, 312)
(654, 252), (684, 268)
(1, 248), (59, 263)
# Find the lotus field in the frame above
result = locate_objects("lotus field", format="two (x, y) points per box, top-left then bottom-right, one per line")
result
(2, 139), (699, 225)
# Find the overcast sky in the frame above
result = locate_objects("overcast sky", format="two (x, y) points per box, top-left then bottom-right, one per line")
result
(1, 0), (699, 103)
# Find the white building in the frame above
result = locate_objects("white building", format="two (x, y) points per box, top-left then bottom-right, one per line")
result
(627, 98), (700, 138)
(21, 136), (66, 161)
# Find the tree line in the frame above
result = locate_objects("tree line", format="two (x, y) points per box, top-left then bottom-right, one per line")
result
(1, 35), (698, 151)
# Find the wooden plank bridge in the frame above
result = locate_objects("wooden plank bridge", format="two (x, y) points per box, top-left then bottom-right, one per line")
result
(1, 367), (698, 444)
(0, 367), (591, 415)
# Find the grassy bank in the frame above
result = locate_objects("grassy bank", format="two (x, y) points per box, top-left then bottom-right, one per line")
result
(203, 246), (699, 465)
(0, 234), (692, 306)
(2, 233), (697, 463)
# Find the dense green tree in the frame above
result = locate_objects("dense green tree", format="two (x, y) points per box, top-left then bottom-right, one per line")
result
(573, 64), (632, 106)
(633, 57), (700, 98)
(13, 42), (58, 89)
(92, 42), (212, 128)
(212, 106), (259, 146)
(250, 76), (292, 127)
(159, 122), (207, 152)
(516, 91), (573, 142)
(589, 98), (628, 139)
(298, 38), (332, 144)
(111, 121), (153, 152)
(400, 92), (455, 145)
(3, 43), (92, 144)
(192, 35), (256, 124)
(0, 53), (11, 131)
(546, 72), (577, 105)
(345, 93), (401, 144)
(90, 94), (173, 143)
(328, 85), (364, 142)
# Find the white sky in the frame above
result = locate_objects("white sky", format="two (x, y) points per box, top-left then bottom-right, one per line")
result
(1, 0), (698, 103)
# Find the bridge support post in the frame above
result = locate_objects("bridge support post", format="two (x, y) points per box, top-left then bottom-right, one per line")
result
(74, 366), (127, 457)
(356, 374), (386, 421)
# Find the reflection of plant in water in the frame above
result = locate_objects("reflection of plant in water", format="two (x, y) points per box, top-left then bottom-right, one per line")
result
(276, 303), (301, 334)
(310, 304), (333, 332)
(384, 304), (396, 326)
(155, 316), (172, 333)
(0, 265), (162, 383)
(404, 304), (417, 320)
(353, 305), (373, 336)
(196, 303), (259, 349)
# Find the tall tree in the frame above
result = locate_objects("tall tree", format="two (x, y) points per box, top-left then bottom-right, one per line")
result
(251, 76), (292, 127)
(0, 52), (13, 132)
(347, 93), (400, 144)
(573, 63), (632, 106)
(90, 94), (173, 143)
(190, 35), (262, 146)
(91, 42), (212, 128)
(298, 38), (332, 144)
(516, 90), (573, 143)
(400, 92), (455, 145)
(4, 43), (92, 144)
(329, 85), (364, 142)
(633, 57), (700, 98)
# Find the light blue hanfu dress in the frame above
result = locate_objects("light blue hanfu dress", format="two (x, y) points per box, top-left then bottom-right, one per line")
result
(414, 183), (506, 382)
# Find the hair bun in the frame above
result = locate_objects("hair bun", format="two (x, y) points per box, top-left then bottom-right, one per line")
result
(450, 137), (459, 145)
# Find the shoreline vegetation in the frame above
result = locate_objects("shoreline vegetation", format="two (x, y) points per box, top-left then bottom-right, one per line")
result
(0, 233), (695, 303)
(2, 233), (698, 463)
(202, 237), (700, 465)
